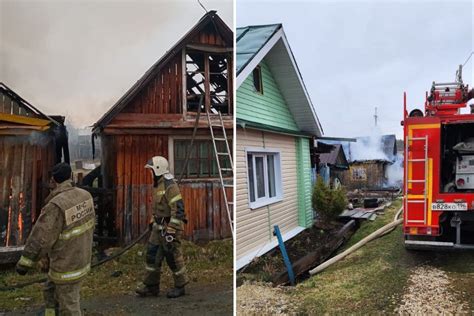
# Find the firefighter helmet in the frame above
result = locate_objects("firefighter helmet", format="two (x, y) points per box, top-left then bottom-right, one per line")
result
(145, 156), (169, 177)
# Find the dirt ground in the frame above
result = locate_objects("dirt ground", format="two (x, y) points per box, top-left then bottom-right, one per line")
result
(0, 240), (233, 315)
(3, 283), (232, 316)
(238, 221), (344, 284)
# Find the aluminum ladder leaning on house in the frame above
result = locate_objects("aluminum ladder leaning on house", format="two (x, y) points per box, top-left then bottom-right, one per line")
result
(207, 111), (234, 237)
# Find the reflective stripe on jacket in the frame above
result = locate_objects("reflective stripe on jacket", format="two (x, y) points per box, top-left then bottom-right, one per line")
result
(22, 180), (95, 284)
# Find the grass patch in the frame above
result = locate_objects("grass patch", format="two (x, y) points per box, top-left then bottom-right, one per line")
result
(0, 239), (232, 311)
(292, 199), (415, 314)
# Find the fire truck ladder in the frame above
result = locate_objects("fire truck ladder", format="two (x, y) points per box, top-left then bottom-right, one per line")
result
(207, 111), (234, 237)
(405, 136), (429, 224)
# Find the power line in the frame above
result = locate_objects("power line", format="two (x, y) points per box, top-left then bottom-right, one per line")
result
(462, 51), (473, 67)
(197, 0), (208, 13)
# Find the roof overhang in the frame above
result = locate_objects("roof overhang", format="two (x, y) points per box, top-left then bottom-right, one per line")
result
(237, 27), (323, 137)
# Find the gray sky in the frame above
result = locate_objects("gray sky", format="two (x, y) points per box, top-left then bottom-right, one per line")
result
(237, 0), (473, 138)
(1, 0), (233, 128)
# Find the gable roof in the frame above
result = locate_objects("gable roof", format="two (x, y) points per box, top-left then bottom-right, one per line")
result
(236, 24), (323, 137)
(0, 82), (60, 127)
(92, 11), (232, 133)
(318, 143), (349, 168)
(325, 134), (398, 163)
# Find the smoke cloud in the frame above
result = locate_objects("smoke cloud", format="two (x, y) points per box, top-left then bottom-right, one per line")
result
(0, 0), (233, 128)
(349, 127), (388, 162)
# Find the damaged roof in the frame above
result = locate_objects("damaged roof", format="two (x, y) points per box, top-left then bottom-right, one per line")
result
(324, 134), (398, 163)
(236, 24), (323, 137)
(92, 11), (232, 133)
(0, 82), (60, 128)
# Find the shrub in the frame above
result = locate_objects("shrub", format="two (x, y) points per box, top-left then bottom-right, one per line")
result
(312, 177), (347, 222)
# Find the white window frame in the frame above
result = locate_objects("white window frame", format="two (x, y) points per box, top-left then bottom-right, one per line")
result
(245, 147), (283, 209)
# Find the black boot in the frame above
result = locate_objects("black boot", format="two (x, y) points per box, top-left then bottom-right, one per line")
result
(135, 284), (160, 297)
(166, 286), (185, 298)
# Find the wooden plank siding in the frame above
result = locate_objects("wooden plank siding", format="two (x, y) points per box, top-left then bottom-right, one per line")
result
(96, 13), (233, 244)
(236, 128), (299, 260)
(104, 132), (233, 243)
(0, 135), (55, 247)
(237, 60), (299, 131)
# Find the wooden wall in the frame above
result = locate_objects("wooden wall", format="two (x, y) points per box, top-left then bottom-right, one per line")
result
(0, 134), (55, 247)
(102, 133), (232, 243)
(98, 19), (233, 243)
(339, 162), (388, 191)
(125, 55), (183, 115)
(119, 25), (231, 117)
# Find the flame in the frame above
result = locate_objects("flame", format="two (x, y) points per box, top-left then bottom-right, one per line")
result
(18, 192), (24, 244)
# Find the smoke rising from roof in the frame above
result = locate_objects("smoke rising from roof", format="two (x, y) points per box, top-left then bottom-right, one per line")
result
(0, 0), (233, 128)
(349, 127), (389, 162)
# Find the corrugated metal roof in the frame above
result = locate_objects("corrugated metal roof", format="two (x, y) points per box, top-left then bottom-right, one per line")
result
(236, 24), (323, 137)
(236, 24), (280, 74)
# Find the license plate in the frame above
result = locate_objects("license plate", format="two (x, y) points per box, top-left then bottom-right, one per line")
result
(431, 203), (468, 211)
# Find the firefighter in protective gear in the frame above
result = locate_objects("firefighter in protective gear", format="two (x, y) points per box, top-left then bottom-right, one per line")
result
(16, 163), (95, 316)
(136, 156), (189, 298)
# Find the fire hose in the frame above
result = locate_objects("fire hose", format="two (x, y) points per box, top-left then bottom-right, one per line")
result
(0, 228), (151, 291)
(309, 206), (404, 276)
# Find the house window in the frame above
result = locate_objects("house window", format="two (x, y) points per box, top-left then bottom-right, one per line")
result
(351, 167), (367, 181)
(252, 66), (263, 94)
(247, 150), (282, 209)
(185, 50), (230, 114)
(174, 139), (232, 179)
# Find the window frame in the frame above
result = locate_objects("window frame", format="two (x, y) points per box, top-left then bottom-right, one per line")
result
(252, 66), (263, 94)
(169, 136), (232, 180)
(245, 147), (283, 209)
(183, 49), (232, 116)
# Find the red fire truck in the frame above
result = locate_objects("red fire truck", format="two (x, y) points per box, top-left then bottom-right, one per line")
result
(403, 65), (474, 249)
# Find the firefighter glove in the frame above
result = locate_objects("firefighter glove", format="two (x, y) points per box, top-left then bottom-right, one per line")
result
(16, 255), (35, 275)
(15, 263), (29, 275)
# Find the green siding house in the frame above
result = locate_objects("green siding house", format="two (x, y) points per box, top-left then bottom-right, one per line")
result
(236, 24), (323, 269)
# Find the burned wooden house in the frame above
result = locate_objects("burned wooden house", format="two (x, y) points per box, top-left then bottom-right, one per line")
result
(337, 134), (398, 190)
(0, 83), (68, 258)
(92, 11), (233, 244)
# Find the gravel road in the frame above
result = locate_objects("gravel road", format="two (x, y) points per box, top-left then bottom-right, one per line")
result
(237, 282), (295, 315)
(396, 265), (469, 315)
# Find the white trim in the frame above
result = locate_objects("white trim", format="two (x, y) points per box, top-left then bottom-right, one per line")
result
(245, 147), (283, 209)
(236, 26), (323, 136)
(279, 32), (323, 135)
(236, 226), (305, 270)
(236, 28), (284, 88)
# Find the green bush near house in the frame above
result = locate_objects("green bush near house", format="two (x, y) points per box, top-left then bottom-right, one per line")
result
(312, 177), (347, 222)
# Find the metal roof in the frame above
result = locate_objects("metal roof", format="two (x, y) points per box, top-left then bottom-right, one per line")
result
(236, 24), (280, 74)
(318, 143), (349, 167)
(236, 24), (323, 137)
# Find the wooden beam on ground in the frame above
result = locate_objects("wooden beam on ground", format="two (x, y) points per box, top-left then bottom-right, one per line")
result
(272, 220), (357, 286)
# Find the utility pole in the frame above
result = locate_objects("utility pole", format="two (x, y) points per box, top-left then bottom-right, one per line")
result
(374, 107), (378, 127)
